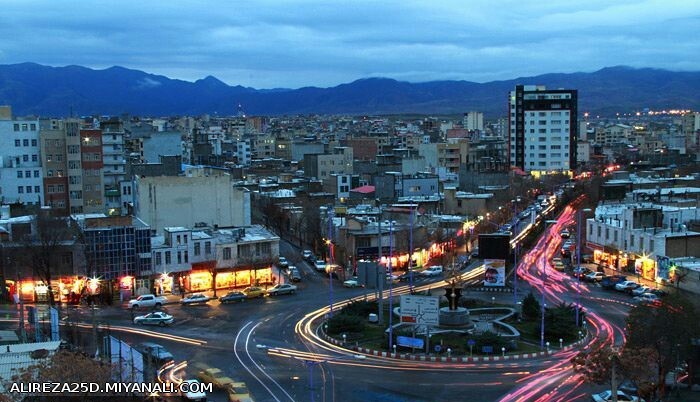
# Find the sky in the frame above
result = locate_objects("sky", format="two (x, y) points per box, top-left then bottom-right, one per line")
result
(0, 0), (698, 89)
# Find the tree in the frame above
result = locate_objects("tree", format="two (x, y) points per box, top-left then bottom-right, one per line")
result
(543, 302), (585, 342)
(1, 350), (113, 402)
(521, 292), (540, 320)
(625, 293), (700, 397)
(19, 210), (78, 306)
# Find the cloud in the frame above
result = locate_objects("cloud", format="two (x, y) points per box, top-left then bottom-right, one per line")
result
(0, 0), (697, 88)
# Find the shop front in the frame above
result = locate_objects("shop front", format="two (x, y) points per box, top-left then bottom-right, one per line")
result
(634, 254), (656, 281)
(592, 249), (630, 272)
(186, 261), (274, 292)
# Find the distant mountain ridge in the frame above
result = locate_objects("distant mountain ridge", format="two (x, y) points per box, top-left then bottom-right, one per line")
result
(0, 62), (698, 117)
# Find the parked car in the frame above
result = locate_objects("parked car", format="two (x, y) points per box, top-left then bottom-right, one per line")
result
(601, 275), (628, 289)
(302, 250), (313, 261)
(314, 260), (327, 272)
(134, 342), (174, 364)
(397, 272), (413, 282)
(278, 256), (289, 269)
(289, 267), (302, 282)
(128, 294), (167, 309)
(615, 280), (639, 292)
(584, 272), (605, 282)
(551, 258), (565, 271)
(242, 286), (265, 298)
(181, 293), (211, 305)
(633, 292), (660, 304)
(650, 288), (668, 297)
(591, 389), (642, 402)
(631, 285), (652, 296)
(227, 382), (253, 402)
(572, 267), (592, 278)
(420, 266), (443, 277)
(220, 291), (246, 304)
(181, 379), (207, 401)
(197, 367), (234, 390)
(267, 283), (297, 296)
(343, 277), (360, 288)
(133, 311), (174, 326)
(560, 229), (571, 239)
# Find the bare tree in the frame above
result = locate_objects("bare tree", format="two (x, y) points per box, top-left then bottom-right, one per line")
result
(19, 210), (77, 306)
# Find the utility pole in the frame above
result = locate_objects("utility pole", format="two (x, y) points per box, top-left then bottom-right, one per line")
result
(376, 202), (383, 325)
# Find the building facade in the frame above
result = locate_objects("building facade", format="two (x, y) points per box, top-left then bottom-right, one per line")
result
(509, 85), (578, 174)
(0, 112), (43, 206)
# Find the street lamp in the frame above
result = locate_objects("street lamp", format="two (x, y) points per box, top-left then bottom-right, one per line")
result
(388, 220), (395, 351)
(546, 341), (550, 353)
(576, 208), (592, 328)
(541, 219), (558, 350)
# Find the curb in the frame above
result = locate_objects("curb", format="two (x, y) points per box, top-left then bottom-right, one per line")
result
(322, 332), (589, 363)
(467, 287), (514, 293)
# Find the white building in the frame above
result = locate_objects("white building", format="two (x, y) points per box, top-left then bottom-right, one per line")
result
(508, 85), (577, 175)
(463, 111), (484, 132)
(101, 122), (126, 215)
(134, 167), (251, 233)
(0, 109), (43, 205)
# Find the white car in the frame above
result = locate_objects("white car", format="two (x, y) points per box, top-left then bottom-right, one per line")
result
(266, 283), (298, 296)
(591, 389), (643, 402)
(420, 266), (443, 277)
(182, 379), (207, 401)
(343, 277), (360, 288)
(631, 285), (651, 296)
(585, 272), (605, 282)
(133, 311), (174, 326)
(314, 260), (327, 272)
(181, 293), (211, 305)
(302, 250), (313, 260)
(633, 292), (660, 304)
(615, 280), (639, 292)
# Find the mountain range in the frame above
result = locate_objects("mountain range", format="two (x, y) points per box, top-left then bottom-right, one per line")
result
(1, 62), (699, 117)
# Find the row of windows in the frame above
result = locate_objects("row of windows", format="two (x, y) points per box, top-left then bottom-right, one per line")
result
(46, 154), (64, 162)
(45, 139), (63, 148)
(527, 153), (569, 158)
(17, 170), (40, 178)
(14, 139), (38, 147)
(47, 184), (66, 193)
(17, 186), (41, 194)
(12, 123), (37, 132)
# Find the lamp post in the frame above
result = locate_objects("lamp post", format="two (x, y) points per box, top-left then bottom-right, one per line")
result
(376, 201), (384, 325)
(327, 208), (335, 318)
(409, 204), (415, 292)
(388, 220), (394, 351)
(512, 199), (519, 305)
(541, 219), (558, 350)
(576, 208), (592, 327)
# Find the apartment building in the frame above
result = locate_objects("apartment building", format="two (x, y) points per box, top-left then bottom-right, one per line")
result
(509, 85), (577, 175)
(0, 108), (43, 205)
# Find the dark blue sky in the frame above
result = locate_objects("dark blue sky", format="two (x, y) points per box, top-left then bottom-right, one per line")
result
(1, 0), (698, 88)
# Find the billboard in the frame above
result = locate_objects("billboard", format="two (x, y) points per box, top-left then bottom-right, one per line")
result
(483, 259), (506, 287)
(478, 233), (511, 260)
(400, 295), (440, 326)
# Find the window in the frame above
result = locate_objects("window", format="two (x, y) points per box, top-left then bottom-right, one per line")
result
(194, 242), (201, 256)
(17, 171), (22, 178)
(13, 124), (19, 131)
(165, 251), (171, 264)
(155, 252), (162, 266)
(184, 234), (188, 244)
(23, 139), (29, 146)
(21, 124), (28, 131)
(184, 251), (189, 263)
(25, 170), (30, 177)
(176, 235), (181, 245)
(31, 139), (37, 146)
(48, 185), (55, 193)
(177, 252), (182, 264)
(47, 154), (53, 162)
(613, 231), (618, 242)
(649, 239), (654, 251)
(605, 228), (609, 240)
(23, 155), (28, 162)
(223, 247), (232, 260)
(34, 186), (40, 193)
(630, 235), (635, 248)
(56, 154), (63, 162)
(32, 154), (38, 162)
(14, 139), (20, 147)
(26, 186), (32, 193)
(47, 170), (53, 177)
(18, 186), (23, 194)
(597, 226), (601, 237)
(30, 124), (36, 131)
(205, 241), (211, 255)
(57, 184), (65, 192)
(68, 145), (79, 154)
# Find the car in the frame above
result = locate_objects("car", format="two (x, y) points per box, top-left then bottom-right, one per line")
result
(551, 258), (565, 271)
(591, 389), (642, 402)
(278, 256), (289, 269)
(420, 266), (443, 277)
(650, 288), (668, 297)
(584, 272), (605, 282)
(181, 379), (207, 401)
(134, 342), (174, 364)
(302, 250), (313, 260)
(633, 292), (660, 304)
(397, 272), (413, 282)
(615, 280), (639, 292)
(133, 311), (174, 326)
(560, 230), (571, 239)
(220, 291), (246, 303)
(631, 285), (652, 296)
(386, 272), (399, 281)
(470, 249), (479, 258)
(267, 283), (298, 296)
(128, 294), (167, 309)
(227, 382), (253, 402)
(242, 286), (265, 298)
(343, 277), (361, 288)
(197, 367), (234, 390)
(286, 264), (296, 275)
(314, 260), (327, 272)
(572, 267), (592, 278)
(601, 275), (628, 289)
(289, 267), (302, 282)
(181, 293), (211, 305)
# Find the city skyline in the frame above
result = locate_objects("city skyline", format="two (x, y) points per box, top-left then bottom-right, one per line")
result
(0, 0), (698, 89)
